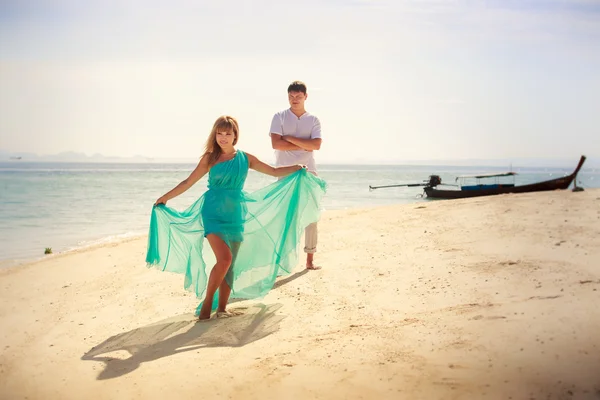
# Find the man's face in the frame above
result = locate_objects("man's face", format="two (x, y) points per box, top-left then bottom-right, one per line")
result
(288, 91), (307, 108)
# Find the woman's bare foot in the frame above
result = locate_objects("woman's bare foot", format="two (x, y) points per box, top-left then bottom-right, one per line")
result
(216, 309), (244, 318)
(306, 263), (322, 270)
(198, 303), (212, 320)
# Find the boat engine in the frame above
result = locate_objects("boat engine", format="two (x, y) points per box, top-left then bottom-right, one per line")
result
(426, 175), (442, 187)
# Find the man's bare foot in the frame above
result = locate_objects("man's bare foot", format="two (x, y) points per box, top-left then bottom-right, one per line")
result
(306, 254), (321, 270)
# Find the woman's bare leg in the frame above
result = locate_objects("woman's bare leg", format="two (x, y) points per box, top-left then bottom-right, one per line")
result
(217, 241), (240, 313)
(197, 234), (233, 320)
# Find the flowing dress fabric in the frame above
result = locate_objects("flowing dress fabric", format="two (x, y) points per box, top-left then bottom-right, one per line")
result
(145, 151), (326, 311)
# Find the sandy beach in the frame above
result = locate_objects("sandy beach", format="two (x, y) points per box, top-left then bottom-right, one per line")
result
(1, 189), (599, 400)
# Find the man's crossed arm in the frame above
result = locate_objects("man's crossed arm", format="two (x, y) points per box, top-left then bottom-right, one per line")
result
(271, 134), (321, 151)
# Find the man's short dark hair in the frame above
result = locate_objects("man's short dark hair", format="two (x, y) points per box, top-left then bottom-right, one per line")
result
(287, 81), (307, 94)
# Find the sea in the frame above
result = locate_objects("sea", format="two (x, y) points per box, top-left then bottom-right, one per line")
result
(1, 161), (598, 267)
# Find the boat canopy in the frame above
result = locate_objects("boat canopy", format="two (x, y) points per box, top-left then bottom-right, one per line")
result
(455, 171), (517, 181)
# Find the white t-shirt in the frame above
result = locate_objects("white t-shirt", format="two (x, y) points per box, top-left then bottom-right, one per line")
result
(269, 108), (322, 172)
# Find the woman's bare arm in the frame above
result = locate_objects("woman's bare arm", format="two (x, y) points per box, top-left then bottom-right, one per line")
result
(246, 152), (303, 177)
(154, 156), (210, 205)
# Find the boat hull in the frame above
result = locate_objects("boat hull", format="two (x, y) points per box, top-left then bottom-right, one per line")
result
(424, 156), (586, 200)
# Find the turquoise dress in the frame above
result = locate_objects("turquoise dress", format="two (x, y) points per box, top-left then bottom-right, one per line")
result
(146, 150), (326, 315)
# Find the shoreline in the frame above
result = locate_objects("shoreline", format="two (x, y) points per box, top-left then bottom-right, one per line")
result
(1, 185), (593, 270)
(0, 233), (149, 274)
(0, 203), (388, 270)
(0, 231), (149, 271)
(2, 160), (598, 269)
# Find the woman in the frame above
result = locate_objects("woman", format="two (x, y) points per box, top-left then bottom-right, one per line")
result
(147, 115), (326, 320)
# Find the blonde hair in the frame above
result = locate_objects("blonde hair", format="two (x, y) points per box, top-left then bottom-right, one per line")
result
(203, 115), (239, 166)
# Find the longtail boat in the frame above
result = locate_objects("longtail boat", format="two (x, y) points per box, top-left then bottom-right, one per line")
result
(369, 155), (586, 200)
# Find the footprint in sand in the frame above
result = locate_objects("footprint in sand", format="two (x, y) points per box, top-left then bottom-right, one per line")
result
(579, 280), (600, 285)
(470, 315), (506, 321)
(443, 303), (496, 315)
(528, 295), (562, 300)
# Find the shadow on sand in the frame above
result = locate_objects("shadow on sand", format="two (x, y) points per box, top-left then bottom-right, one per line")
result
(82, 303), (284, 380)
(227, 268), (310, 305)
(273, 268), (310, 289)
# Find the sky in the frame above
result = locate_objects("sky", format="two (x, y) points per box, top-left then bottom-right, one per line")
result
(0, 0), (599, 165)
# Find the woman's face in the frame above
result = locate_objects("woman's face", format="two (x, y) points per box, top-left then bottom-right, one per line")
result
(216, 129), (236, 149)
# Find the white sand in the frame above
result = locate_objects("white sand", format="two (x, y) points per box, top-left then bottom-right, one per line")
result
(1, 189), (599, 399)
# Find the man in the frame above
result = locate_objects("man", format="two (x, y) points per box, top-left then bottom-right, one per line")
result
(269, 80), (323, 270)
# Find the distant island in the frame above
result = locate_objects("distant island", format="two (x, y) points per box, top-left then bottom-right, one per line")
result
(1, 150), (598, 168)
(0, 150), (197, 164)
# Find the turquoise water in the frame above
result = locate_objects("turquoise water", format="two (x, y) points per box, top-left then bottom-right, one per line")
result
(1, 161), (598, 266)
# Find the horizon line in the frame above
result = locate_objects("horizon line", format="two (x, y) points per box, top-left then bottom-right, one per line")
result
(1, 156), (596, 169)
